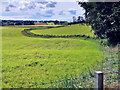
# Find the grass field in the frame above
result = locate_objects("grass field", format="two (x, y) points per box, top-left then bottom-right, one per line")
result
(31, 24), (94, 37)
(2, 24), (104, 88)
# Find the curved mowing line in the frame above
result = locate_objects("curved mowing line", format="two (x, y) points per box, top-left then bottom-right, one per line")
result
(21, 27), (96, 39)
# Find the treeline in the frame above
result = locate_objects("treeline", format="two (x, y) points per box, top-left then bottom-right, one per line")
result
(78, 2), (120, 46)
(68, 21), (86, 25)
(1, 20), (34, 26)
(68, 16), (86, 25)
(1, 20), (68, 26)
(40, 20), (68, 25)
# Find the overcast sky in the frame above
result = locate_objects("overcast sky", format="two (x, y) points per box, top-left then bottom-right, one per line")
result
(0, 0), (85, 21)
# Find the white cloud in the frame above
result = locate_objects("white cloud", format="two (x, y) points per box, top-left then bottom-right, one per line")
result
(1, 0), (57, 19)
(54, 0), (77, 2)
(1, 15), (33, 20)
(2, 0), (57, 12)
(59, 9), (77, 16)
(0, 1), (85, 21)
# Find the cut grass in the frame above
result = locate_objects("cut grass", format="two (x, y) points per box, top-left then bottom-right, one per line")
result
(31, 24), (95, 37)
(2, 24), (103, 88)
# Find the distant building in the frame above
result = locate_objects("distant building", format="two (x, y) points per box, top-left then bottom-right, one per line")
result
(34, 22), (48, 25)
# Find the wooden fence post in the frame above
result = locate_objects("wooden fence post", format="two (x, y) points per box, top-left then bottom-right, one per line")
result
(118, 44), (120, 84)
(94, 71), (103, 90)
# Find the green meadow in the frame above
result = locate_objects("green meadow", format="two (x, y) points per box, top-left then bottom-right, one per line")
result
(2, 24), (104, 88)
(31, 24), (94, 37)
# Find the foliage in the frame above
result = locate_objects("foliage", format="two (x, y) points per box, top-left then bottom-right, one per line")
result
(78, 2), (120, 46)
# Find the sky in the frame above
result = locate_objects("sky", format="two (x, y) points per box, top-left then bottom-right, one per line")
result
(0, 0), (85, 22)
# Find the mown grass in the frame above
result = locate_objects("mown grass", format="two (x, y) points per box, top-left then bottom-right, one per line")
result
(31, 24), (95, 37)
(2, 24), (104, 88)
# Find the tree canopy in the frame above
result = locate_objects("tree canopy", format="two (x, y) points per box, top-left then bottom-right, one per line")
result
(78, 1), (120, 46)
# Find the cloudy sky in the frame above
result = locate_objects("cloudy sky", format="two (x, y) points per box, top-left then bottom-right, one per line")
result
(0, 0), (85, 21)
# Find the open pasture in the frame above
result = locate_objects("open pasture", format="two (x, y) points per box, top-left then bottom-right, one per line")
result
(2, 24), (103, 88)
(31, 24), (94, 37)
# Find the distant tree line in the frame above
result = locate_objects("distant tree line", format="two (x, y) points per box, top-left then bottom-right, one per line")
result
(1, 20), (34, 26)
(1, 20), (68, 26)
(68, 16), (86, 25)
(73, 16), (85, 22)
(40, 20), (68, 25)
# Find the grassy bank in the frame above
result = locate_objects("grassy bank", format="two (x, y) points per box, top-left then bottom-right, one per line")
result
(31, 24), (94, 37)
(2, 24), (104, 88)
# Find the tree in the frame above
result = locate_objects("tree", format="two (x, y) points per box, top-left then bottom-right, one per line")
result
(73, 16), (76, 22)
(77, 16), (84, 22)
(78, 1), (120, 46)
